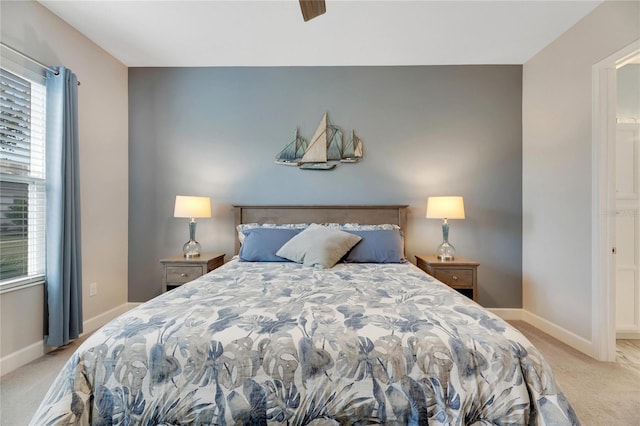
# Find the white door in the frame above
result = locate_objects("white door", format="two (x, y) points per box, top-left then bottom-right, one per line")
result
(615, 122), (640, 338)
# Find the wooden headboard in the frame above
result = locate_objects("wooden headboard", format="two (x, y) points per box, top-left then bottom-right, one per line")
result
(233, 205), (408, 254)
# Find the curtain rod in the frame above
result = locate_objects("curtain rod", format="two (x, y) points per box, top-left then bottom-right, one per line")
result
(0, 42), (81, 85)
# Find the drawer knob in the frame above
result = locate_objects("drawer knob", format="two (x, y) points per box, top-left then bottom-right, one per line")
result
(452, 275), (458, 281)
(180, 273), (188, 278)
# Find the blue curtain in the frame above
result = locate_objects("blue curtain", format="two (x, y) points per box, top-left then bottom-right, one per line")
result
(44, 67), (82, 347)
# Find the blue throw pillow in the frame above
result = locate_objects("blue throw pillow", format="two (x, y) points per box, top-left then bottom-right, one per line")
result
(343, 229), (405, 263)
(239, 228), (301, 262)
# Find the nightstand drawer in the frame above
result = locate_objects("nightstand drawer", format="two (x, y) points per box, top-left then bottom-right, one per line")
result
(160, 253), (225, 292)
(433, 268), (474, 288)
(165, 266), (204, 284)
(415, 255), (479, 302)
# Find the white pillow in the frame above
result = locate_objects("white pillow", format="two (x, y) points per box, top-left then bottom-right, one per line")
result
(276, 224), (362, 269)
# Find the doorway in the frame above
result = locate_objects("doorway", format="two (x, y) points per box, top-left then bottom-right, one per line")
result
(614, 53), (640, 370)
(593, 41), (640, 362)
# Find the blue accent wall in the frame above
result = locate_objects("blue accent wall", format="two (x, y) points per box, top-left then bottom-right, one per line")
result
(128, 66), (522, 306)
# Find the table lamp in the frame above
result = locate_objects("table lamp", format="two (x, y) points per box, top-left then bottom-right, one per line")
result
(426, 196), (465, 260)
(174, 195), (211, 258)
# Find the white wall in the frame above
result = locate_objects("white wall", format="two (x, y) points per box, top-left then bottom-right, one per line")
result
(523, 1), (639, 342)
(0, 1), (128, 365)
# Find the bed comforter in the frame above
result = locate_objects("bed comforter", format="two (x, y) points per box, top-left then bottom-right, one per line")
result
(32, 260), (579, 425)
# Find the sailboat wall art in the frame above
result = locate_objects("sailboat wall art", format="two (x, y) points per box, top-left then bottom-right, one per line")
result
(274, 112), (363, 170)
(274, 129), (308, 166)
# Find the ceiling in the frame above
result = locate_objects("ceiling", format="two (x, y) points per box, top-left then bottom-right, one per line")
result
(38, 0), (604, 67)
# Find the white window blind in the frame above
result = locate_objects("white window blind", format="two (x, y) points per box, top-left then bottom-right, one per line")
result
(0, 68), (46, 288)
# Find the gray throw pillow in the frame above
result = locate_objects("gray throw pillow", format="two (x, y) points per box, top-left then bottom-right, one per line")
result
(276, 223), (362, 268)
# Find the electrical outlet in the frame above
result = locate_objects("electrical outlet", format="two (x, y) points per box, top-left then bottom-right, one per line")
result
(89, 282), (97, 297)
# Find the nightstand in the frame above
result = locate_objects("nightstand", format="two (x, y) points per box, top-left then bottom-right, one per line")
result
(415, 255), (479, 301)
(160, 253), (225, 292)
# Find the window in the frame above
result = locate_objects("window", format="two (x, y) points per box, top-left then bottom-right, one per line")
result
(0, 68), (46, 290)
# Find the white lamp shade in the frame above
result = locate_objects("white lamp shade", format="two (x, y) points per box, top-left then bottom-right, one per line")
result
(426, 196), (465, 219)
(174, 196), (212, 218)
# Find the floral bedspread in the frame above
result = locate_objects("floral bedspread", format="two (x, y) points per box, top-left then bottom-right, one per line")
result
(32, 260), (579, 425)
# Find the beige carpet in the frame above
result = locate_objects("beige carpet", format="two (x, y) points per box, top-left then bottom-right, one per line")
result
(1, 322), (638, 425)
(510, 321), (640, 426)
(0, 333), (91, 426)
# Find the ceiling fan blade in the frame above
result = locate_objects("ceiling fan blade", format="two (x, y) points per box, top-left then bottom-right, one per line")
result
(299, 0), (326, 22)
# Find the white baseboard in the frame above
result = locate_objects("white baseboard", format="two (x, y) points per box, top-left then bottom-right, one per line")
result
(617, 331), (640, 339)
(522, 309), (595, 357)
(488, 308), (523, 321)
(82, 302), (139, 336)
(0, 340), (47, 377)
(0, 302), (138, 377)
(490, 308), (598, 356)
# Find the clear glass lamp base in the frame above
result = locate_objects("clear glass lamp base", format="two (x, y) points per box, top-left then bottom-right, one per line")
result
(183, 240), (202, 258)
(436, 241), (455, 261)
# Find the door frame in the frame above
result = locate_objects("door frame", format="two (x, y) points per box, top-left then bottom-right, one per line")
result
(592, 40), (640, 362)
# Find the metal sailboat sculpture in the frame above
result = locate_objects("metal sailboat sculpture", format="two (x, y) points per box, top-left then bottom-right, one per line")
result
(275, 112), (363, 170)
(341, 130), (363, 163)
(275, 128), (308, 166)
(299, 112), (340, 170)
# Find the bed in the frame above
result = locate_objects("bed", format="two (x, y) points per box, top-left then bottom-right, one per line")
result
(32, 205), (579, 425)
